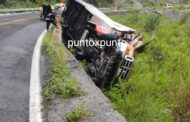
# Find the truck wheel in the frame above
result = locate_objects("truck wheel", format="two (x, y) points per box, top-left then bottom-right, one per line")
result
(75, 49), (85, 60)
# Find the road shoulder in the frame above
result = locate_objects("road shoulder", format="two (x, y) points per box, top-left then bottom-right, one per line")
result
(41, 29), (127, 122)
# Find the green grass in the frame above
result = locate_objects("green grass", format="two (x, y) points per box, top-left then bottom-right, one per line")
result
(66, 106), (89, 122)
(79, 60), (89, 72)
(105, 13), (190, 122)
(43, 31), (81, 99)
(0, 0), (38, 8)
(0, 0), (59, 8)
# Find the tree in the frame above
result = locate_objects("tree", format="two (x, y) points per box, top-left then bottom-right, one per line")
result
(0, 0), (7, 4)
(33, 0), (41, 4)
(86, 0), (99, 6)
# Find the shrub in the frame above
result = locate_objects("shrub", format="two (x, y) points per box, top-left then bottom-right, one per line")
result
(66, 106), (89, 122)
(144, 15), (160, 32)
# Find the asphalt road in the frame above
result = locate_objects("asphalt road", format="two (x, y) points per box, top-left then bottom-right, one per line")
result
(0, 13), (45, 122)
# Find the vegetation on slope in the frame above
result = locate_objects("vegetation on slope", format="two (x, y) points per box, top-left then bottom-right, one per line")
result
(0, 0), (37, 8)
(0, 0), (63, 8)
(105, 13), (190, 122)
(66, 106), (89, 122)
(143, 0), (190, 7)
(43, 30), (81, 99)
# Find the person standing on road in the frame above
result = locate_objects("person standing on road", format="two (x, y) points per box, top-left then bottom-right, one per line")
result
(45, 9), (58, 30)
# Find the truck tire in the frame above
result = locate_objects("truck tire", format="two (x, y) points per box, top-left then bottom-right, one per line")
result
(94, 54), (119, 87)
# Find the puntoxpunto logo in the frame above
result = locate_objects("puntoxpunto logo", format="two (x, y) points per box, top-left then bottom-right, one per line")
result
(67, 39), (128, 48)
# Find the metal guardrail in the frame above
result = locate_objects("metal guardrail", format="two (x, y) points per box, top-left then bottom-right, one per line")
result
(99, 8), (164, 15)
(0, 7), (129, 15)
(0, 7), (164, 15)
(0, 6), (188, 16)
(0, 7), (113, 14)
(0, 8), (39, 13)
(104, 10), (140, 14)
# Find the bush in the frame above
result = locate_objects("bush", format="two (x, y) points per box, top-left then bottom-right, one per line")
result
(66, 106), (89, 122)
(0, 0), (7, 4)
(144, 14), (160, 32)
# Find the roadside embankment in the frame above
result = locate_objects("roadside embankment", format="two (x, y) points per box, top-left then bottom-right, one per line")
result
(41, 28), (127, 122)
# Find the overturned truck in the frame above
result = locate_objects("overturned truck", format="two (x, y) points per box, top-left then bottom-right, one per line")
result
(61, 0), (143, 87)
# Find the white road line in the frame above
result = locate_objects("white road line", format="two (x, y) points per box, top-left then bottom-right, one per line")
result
(30, 30), (47, 122)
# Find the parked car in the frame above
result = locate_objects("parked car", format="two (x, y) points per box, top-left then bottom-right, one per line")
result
(62, 0), (143, 87)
